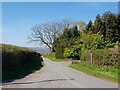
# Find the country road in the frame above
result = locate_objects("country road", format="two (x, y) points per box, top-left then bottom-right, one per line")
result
(2, 58), (118, 88)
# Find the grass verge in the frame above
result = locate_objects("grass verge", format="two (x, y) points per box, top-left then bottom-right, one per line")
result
(69, 62), (118, 82)
(44, 52), (118, 82)
(44, 53), (70, 62)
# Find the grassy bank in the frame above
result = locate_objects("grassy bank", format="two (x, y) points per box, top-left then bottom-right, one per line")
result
(1, 44), (44, 81)
(70, 62), (118, 82)
(44, 53), (70, 62)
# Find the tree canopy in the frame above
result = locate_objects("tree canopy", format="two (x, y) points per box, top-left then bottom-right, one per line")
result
(52, 12), (120, 59)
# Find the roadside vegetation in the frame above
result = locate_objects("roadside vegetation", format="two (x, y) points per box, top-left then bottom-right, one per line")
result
(45, 49), (119, 82)
(1, 44), (44, 81)
(70, 62), (118, 82)
(44, 53), (70, 62)
(30, 12), (120, 82)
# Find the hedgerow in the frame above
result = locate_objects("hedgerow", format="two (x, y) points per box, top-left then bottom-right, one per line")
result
(1, 44), (43, 80)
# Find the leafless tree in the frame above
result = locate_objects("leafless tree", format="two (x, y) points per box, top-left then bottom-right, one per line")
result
(28, 19), (73, 51)
(73, 20), (86, 30)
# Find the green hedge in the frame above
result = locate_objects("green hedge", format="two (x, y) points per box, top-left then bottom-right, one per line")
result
(81, 49), (120, 67)
(1, 44), (43, 81)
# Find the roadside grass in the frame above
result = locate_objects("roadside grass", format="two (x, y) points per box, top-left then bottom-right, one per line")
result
(69, 62), (118, 82)
(44, 52), (118, 82)
(44, 53), (70, 62)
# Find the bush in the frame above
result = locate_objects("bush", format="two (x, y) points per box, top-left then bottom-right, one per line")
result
(80, 32), (106, 50)
(63, 45), (81, 60)
(115, 41), (120, 47)
(80, 50), (90, 62)
(93, 49), (119, 67)
(106, 43), (116, 48)
(55, 45), (64, 59)
(1, 44), (43, 80)
(63, 48), (71, 58)
(80, 49), (119, 67)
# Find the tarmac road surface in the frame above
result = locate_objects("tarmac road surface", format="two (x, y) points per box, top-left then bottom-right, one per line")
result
(2, 58), (118, 88)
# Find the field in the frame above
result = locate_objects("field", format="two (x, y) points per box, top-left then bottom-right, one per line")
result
(44, 53), (70, 62)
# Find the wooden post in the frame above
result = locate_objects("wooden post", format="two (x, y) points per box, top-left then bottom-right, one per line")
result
(90, 48), (92, 68)
(90, 52), (92, 68)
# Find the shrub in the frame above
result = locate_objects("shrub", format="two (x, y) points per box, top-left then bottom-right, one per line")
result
(80, 49), (119, 67)
(79, 32), (106, 50)
(115, 41), (120, 47)
(80, 50), (90, 62)
(55, 45), (64, 59)
(1, 44), (43, 80)
(93, 49), (119, 67)
(63, 48), (71, 58)
(106, 43), (116, 48)
(63, 45), (81, 60)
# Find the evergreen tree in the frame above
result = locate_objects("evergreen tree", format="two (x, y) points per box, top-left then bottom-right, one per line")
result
(105, 12), (116, 42)
(100, 19), (106, 40)
(93, 12), (120, 42)
(86, 20), (93, 32)
(117, 14), (120, 42)
(53, 25), (80, 59)
(93, 14), (102, 33)
(71, 25), (80, 38)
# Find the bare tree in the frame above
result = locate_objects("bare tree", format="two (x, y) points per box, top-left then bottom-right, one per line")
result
(73, 20), (86, 30)
(28, 20), (72, 51)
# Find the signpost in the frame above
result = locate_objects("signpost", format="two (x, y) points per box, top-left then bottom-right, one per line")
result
(90, 48), (92, 68)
